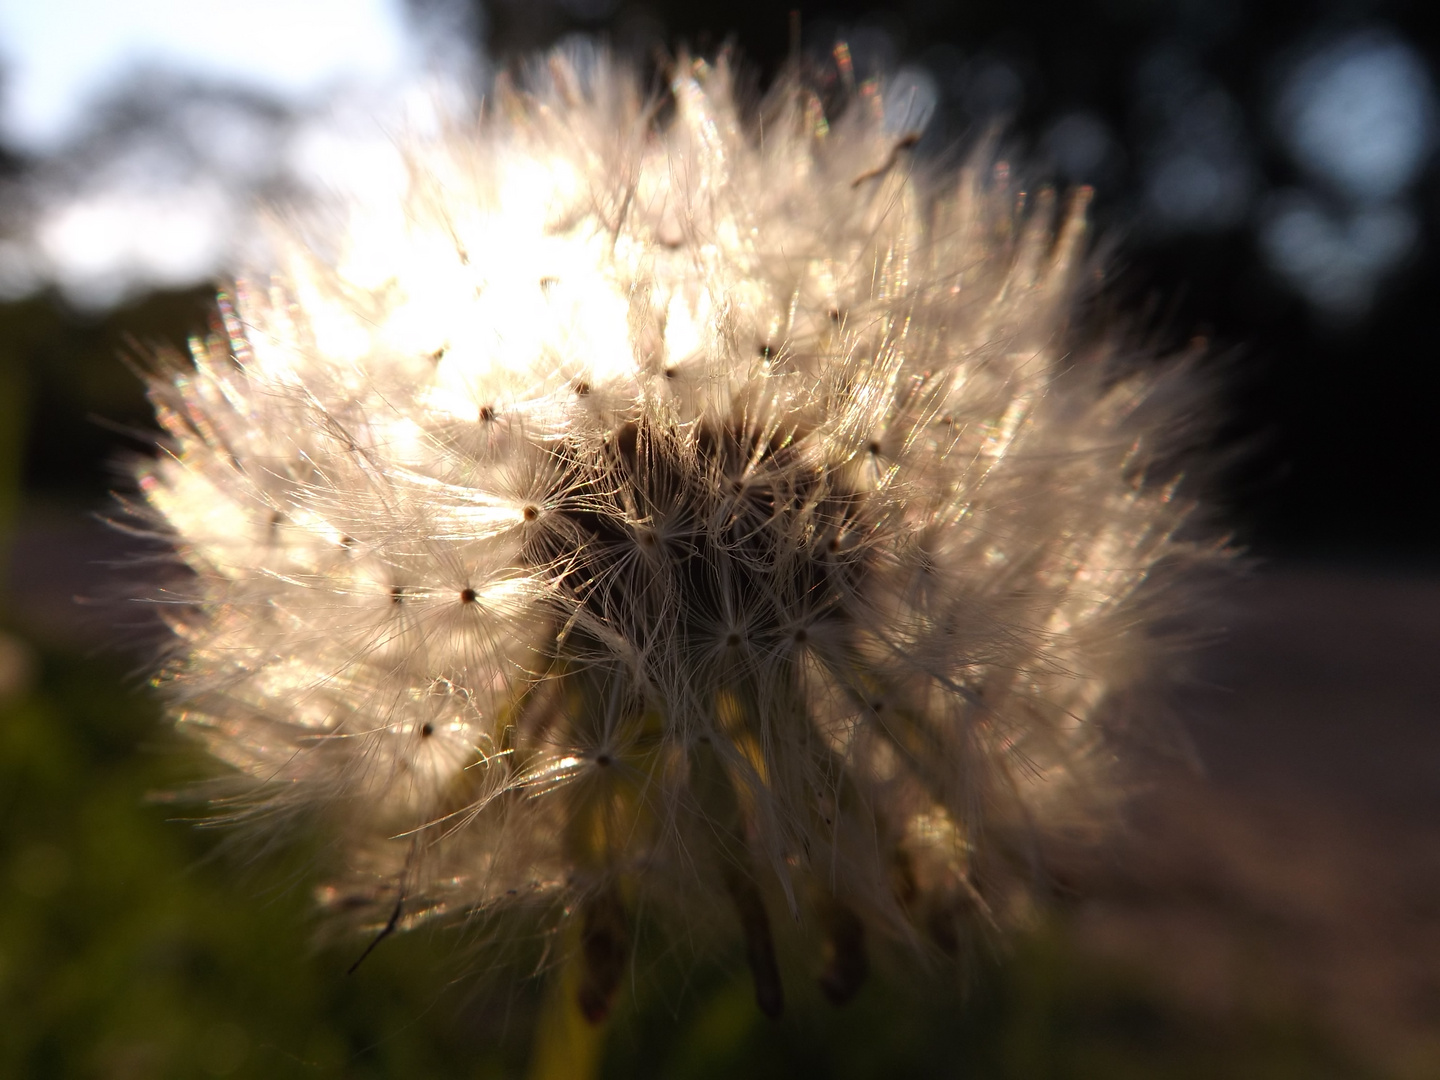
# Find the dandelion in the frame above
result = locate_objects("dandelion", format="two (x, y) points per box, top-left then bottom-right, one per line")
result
(132, 48), (1220, 1033)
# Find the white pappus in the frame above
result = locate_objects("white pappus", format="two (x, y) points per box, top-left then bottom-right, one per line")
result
(131, 48), (1223, 1021)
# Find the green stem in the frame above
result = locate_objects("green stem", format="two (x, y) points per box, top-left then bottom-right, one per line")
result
(526, 938), (610, 1080)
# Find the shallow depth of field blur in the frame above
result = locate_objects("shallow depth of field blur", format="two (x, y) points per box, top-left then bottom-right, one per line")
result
(3, 1), (1440, 1077)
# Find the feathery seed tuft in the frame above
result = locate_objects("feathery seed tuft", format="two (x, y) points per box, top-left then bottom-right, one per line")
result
(133, 50), (1223, 1018)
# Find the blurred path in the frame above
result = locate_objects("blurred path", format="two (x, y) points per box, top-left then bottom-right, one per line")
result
(5, 507), (168, 648)
(1080, 568), (1440, 1077)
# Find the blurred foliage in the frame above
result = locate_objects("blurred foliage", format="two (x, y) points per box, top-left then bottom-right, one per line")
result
(0, 645), (541, 1078)
(0, 288), (216, 504)
(0, 641), (1381, 1078)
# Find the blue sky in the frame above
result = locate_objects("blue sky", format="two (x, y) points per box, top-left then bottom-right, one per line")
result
(0, 0), (414, 148)
(0, 0), (479, 307)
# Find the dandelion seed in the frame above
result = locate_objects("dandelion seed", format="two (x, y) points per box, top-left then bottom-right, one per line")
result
(132, 49), (1223, 1025)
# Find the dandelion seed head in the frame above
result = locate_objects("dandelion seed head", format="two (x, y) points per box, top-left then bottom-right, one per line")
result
(134, 49), (1222, 1015)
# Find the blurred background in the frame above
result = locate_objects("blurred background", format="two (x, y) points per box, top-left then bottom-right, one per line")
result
(3, 1), (1439, 1076)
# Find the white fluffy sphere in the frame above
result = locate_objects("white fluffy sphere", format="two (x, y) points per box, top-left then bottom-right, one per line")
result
(135, 50), (1222, 1019)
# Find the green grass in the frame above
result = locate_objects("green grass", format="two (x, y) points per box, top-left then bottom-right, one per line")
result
(0, 637), (1382, 1079)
